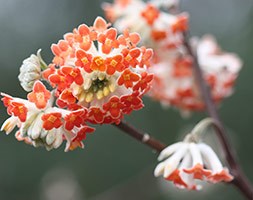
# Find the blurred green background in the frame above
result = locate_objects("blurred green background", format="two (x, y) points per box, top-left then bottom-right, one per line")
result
(0, 0), (252, 199)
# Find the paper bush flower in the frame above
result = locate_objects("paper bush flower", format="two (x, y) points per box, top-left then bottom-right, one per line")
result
(44, 17), (153, 124)
(1, 17), (153, 151)
(1, 81), (95, 151)
(103, 0), (242, 113)
(148, 36), (242, 112)
(102, 0), (186, 48)
(154, 134), (233, 190)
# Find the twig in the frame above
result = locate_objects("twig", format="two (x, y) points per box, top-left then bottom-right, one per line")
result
(113, 120), (166, 153)
(183, 32), (253, 200)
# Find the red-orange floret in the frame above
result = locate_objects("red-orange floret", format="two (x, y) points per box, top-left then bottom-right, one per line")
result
(133, 72), (153, 91)
(103, 96), (124, 119)
(141, 4), (160, 25)
(91, 56), (106, 71)
(184, 163), (212, 180)
(173, 57), (192, 77)
(71, 126), (95, 143)
(27, 81), (51, 109)
(171, 14), (188, 33)
(64, 110), (87, 131)
(42, 112), (63, 130)
(117, 29), (140, 48)
(10, 102), (28, 122)
(75, 50), (93, 73)
(88, 107), (106, 124)
(105, 55), (124, 75)
(121, 48), (141, 68)
(98, 28), (119, 54)
(207, 169), (234, 183)
(61, 66), (84, 85)
(118, 69), (140, 88)
(166, 169), (188, 188)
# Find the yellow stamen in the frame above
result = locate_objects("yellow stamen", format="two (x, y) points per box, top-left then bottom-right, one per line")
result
(18, 106), (24, 114)
(81, 57), (89, 65)
(98, 73), (105, 81)
(83, 35), (90, 43)
(69, 115), (76, 122)
(48, 115), (57, 123)
(103, 87), (110, 96)
(124, 74), (131, 81)
(105, 38), (112, 46)
(36, 92), (44, 100)
(78, 93), (86, 102)
(111, 103), (117, 108)
(94, 57), (104, 66)
(110, 60), (118, 67)
(125, 55), (132, 62)
(96, 90), (104, 100)
(70, 71), (77, 77)
(109, 83), (116, 93)
(85, 92), (94, 102)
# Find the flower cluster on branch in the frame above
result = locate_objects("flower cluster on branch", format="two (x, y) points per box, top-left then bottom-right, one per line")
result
(103, 0), (242, 113)
(1, 17), (154, 151)
(1, 0), (251, 197)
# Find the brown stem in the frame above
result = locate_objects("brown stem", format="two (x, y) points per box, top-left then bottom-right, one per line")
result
(183, 32), (253, 199)
(113, 120), (166, 153)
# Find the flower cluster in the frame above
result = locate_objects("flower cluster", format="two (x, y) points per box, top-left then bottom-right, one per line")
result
(103, 0), (242, 113)
(44, 17), (153, 124)
(154, 132), (233, 190)
(1, 81), (95, 151)
(103, 0), (186, 48)
(0, 1), (243, 194)
(1, 17), (153, 151)
(149, 36), (242, 112)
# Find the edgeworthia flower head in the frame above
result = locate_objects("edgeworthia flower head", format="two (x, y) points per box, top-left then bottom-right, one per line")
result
(18, 49), (48, 92)
(1, 17), (153, 151)
(102, 0), (187, 47)
(103, 0), (242, 114)
(148, 35), (242, 113)
(43, 16), (153, 124)
(154, 119), (233, 190)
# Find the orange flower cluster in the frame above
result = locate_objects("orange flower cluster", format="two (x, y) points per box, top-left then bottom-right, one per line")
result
(1, 17), (153, 151)
(103, 0), (242, 113)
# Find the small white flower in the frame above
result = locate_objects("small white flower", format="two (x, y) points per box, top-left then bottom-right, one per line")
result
(154, 119), (234, 190)
(154, 140), (233, 190)
(18, 49), (48, 92)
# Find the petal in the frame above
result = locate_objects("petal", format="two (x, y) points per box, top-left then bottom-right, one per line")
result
(208, 168), (234, 183)
(1, 116), (18, 135)
(29, 113), (43, 140)
(46, 130), (57, 146)
(78, 24), (90, 36)
(154, 162), (166, 177)
(93, 16), (108, 32)
(158, 142), (183, 161)
(198, 143), (223, 173)
(53, 130), (63, 149)
(189, 143), (203, 166)
(159, 144), (188, 178)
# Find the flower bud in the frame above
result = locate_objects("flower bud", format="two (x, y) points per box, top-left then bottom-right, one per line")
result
(18, 49), (48, 92)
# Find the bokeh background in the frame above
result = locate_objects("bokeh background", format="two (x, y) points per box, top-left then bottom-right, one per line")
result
(0, 0), (252, 199)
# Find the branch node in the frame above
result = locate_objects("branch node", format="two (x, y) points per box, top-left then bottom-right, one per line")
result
(142, 133), (151, 143)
